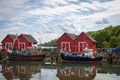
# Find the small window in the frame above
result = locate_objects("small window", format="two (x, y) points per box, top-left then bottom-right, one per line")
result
(5, 43), (12, 49)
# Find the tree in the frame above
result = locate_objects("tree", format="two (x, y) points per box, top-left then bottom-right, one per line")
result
(44, 39), (58, 46)
(109, 36), (118, 48)
(95, 30), (110, 48)
(103, 41), (109, 48)
(116, 35), (120, 48)
(90, 25), (120, 48)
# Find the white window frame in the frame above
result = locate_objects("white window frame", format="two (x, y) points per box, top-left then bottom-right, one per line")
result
(19, 42), (26, 51)
(61, 42), (70, 51)
(5, 43), (13, 49)
(78, 42), (86, 52)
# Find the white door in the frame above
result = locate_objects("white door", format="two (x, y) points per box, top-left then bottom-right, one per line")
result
(19, 42), (26, 51)
(78, 42), (86, 52)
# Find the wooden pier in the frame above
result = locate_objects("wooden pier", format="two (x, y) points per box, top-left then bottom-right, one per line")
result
(44, 51), (120, 64)
(44, 52), (61, 63)
(94, 52), (120, 64)
(1, 48), (120, 64)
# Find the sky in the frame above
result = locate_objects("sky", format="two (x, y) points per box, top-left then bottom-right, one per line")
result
(0, 0), (120, 44)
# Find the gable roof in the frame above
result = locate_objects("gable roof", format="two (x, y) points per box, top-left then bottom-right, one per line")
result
(1, 34), (18, 43)
(57, 32), (78, 42)
(82, 32), (96, 42)
(8, 34), (18, 40)
(66, 33), (78, 40)
(21, 34), (37, 43)
(57, 32), (96, 43)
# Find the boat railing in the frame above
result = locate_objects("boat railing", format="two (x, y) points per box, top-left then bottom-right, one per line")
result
(7, 48), (44, 56)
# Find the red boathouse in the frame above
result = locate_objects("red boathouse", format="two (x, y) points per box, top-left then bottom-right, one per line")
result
(56, 32), (96, 52)
(1, 34), (37, 51)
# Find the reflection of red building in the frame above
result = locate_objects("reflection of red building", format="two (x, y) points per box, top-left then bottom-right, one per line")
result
(1, 64), (42, 80)
(57, 32), (96, 52)
(56, 66), (96, 80)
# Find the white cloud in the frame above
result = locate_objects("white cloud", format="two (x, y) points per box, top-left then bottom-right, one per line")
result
(0, 22), (29, 33)
(0, 0), (28, 19)
(0, 0), (120, 43)
(34, 31), (60, 43)
(43, 0), (67, 6)
(25, 4), (80, 16)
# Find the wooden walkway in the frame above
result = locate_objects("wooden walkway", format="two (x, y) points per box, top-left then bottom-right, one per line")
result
(44, 52), (61, 62)
(44, 51), (120, 64)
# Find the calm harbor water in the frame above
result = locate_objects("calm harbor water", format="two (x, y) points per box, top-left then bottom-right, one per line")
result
(0, 62), (120, 80)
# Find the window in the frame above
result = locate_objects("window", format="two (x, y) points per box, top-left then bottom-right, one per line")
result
(19, 42), (26, 51)
(61, 42), (70, 51)
(78, 42), (86, 52)
(5, 43), (12, 49)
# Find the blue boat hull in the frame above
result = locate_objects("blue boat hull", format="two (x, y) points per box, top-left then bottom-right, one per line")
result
(61, 53), (102, 63)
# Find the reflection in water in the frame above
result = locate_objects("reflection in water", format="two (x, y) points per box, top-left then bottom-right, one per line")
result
(1, 62), (42, 80)
(57, 65), (96, 80)
(0, 62), (120, 80)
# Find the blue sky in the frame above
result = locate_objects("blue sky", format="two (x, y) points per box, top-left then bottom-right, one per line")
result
(0, 0), (120, 43)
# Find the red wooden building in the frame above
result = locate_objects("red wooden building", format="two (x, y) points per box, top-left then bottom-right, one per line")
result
(1, 34), (18, 50)
(1, 34), (37, 51)
(56, 32), (96, 52)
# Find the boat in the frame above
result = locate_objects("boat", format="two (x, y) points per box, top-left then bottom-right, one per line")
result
(6, 48), (45, 61)
(7, 53), (45, 61)
(61, 48), (102, 63)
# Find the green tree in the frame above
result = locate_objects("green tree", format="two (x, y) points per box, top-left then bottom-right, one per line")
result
(116, 35), (120, 48)
(95, 30), (110, 48)
(115, 26), (120, 36)
(90, 25), (120, 48)
(109, 36), (118, 48)
(103, 41), (109, 48)
(44, 39), (58, 46)
(111, 25), (120, 36)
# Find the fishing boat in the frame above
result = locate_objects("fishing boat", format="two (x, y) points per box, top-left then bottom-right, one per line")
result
(7, 53), (45, 61)
(6, 48), (45, 61)
(61, 48), (102, 63)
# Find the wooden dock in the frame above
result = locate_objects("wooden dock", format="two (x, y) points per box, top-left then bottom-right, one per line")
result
(44, 51), (120, 64)
(96, 52), (120, 64)
(1, 49), (120, 64)
(44, 52), (61, 63)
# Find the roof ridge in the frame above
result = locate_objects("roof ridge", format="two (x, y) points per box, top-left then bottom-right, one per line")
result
(83, 32), (96, 42)
(21, 34), (37, 43)
(66, 32), (78, 40)
(8, 34), (18, 40)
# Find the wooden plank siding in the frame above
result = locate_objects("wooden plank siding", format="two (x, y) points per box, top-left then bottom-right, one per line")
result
(57, 32), (96, 52)
(1, 34), (37, 51)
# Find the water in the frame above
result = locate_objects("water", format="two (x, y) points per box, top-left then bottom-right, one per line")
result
(0, 62), (120, 80)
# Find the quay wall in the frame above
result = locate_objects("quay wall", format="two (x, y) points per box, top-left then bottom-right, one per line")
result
(96, 48), (120, 64)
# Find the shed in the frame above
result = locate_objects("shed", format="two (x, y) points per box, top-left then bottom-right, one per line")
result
(1, 34), (37, 51)
(14, 34), (37, 51)
(56, 32), (96, 52)
(74, 32), (96, 52)
(1, 34), (18, 50)
(56, 33), (77, 52)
